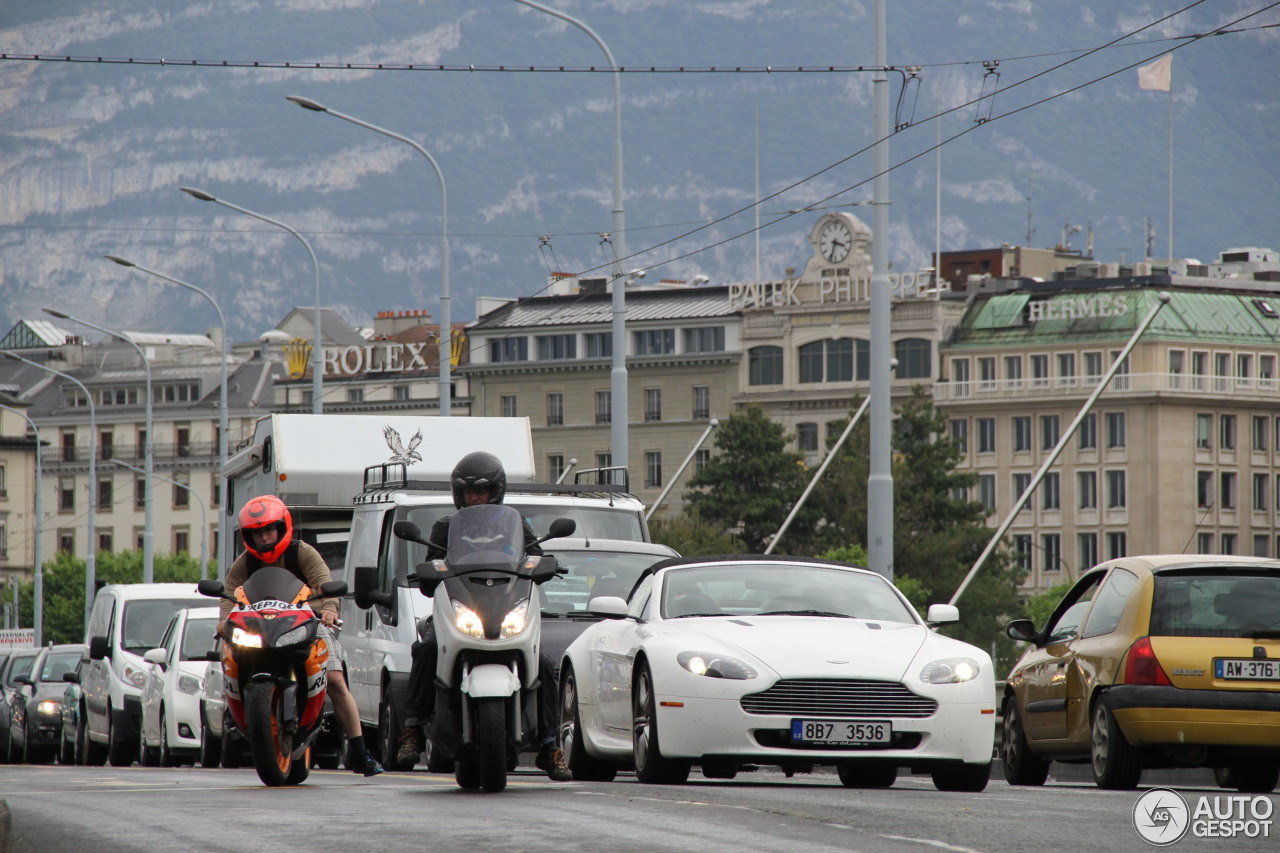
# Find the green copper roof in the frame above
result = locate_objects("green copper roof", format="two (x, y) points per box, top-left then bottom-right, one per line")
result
(948, 288), (1280, 348)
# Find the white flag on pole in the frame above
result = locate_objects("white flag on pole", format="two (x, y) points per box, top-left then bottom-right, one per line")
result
(1138, 55), (1173, 92)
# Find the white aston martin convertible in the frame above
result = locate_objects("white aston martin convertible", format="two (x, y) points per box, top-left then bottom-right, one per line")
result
(557, 556), (996, 791)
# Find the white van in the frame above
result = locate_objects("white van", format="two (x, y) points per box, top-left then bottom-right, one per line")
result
(79, 583), (208, 766)
(336, 463), (650, 764)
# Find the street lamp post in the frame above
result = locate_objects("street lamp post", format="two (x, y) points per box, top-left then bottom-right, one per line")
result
(105, 255), (229, 581)
(510, 0), (629, 474)
(284, 95), (452, 417)
(112, 459), (208, 579)
(3, 352), (96, 633)
(180, 187), (324, 414)
(0, 404), (42, 645)
(44, 309), (154, 583)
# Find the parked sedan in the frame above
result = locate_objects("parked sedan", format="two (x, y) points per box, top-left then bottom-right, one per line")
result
(558, 555), (996, 790)
(8, 644), (86, 763)
(0, 648), (41, 763)
(138, 606), (220, 767)
(1002, 555), (1280, 792)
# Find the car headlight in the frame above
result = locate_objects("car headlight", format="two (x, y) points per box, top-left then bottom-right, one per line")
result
(677, 651), (758, 680)
(919, 657), (981, 684)
(501, 599), (529, 639)
(452, 601), (485, 639)
(230, 626), (264, 649)
(122, 661), (148, 689)
(37, 700), (61, 717)
(277, 624), (311, 648)
(177, 674), (204, 696)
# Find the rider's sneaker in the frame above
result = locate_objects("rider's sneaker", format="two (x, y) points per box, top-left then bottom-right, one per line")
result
(350, 748), (385, 777)
(396, 726), (424, 767)
(535, 746), (572, 781)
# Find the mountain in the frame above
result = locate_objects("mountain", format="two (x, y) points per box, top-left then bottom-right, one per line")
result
(1, 0), (1277, 343)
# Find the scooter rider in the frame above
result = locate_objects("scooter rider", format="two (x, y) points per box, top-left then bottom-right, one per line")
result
(395, 451), (572, 781)
(219, 495), (384, 777)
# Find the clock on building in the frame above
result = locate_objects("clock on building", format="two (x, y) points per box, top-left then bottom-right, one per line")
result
(818, 217), (853, 264)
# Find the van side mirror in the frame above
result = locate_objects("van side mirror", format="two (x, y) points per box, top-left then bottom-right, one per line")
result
(88, 635), (109, 661)
(353, 566), (393, 610)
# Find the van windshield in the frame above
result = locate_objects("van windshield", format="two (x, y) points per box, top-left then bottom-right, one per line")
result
(121, 598), (208, 653)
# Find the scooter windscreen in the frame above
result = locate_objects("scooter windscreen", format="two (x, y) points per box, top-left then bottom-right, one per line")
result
(446, 504), (526, 567)
(443, 504), (532, 640)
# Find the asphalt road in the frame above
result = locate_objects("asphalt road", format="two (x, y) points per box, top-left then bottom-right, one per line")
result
(0, 763), (1273, 853)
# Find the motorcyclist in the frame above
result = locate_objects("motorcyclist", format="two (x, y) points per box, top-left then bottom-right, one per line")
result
(218, 495), (384, 777)
(394, 451), (571, 781)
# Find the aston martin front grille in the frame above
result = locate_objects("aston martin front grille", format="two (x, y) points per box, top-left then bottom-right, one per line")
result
(740, 679), (937, 718)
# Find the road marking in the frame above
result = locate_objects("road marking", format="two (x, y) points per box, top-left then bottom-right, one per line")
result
(882, 836), (989, 853)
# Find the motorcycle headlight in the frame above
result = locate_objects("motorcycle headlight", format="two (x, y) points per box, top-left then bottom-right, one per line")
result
(919, 657), (981, 684)
(177, 674), (204, 696)
(501, 599), (530, 639)
(452, 601), (486, 639)
(677, 651), (758, 680)
(37, 700), (61, 717)
(277, 624), (311, 648)
(230, 626), (264, 649)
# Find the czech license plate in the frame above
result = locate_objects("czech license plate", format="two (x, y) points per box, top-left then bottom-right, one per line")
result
(1215, 658), (1280, 681)
(790, 719), (892, 745)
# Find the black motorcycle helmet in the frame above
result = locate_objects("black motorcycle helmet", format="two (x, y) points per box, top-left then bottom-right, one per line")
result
(450, 451), (507, 508)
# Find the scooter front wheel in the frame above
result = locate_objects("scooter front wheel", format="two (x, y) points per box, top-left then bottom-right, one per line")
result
(245, 681), (293, 787)
(476, 697), (508, 793)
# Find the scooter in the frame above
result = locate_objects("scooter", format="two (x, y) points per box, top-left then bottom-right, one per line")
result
(385, 504), (573, 792)
(197, 568), (347, 786)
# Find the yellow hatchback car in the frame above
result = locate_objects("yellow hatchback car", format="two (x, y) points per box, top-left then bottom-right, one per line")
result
(1002, 555), (1280, 792)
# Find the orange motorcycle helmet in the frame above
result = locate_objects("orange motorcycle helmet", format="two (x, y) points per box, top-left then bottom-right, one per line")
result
(238, 495), (293, 564)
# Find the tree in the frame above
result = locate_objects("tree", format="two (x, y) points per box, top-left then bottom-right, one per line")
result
(649, 514), (743, 557)
(1024, 581), (1073, 629)
(683, 405), (816, 553)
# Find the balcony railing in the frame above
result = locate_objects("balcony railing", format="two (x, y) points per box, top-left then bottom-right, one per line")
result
(934, 372), (1280, 404)
(40, 441), (219, 469)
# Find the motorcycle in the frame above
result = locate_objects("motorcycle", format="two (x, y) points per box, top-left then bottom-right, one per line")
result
(369, 503), (573, 793)
(197, 568), (347, 786)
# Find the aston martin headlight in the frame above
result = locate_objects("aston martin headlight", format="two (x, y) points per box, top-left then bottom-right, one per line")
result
(677, 651), (757, 680)
(277, 624), (311, 647)
(452, 601), (485, 639)
(230, 626), (264, 649)
(501, 599), (530, 639)
(37, 700), (61, 717)
(919, 657), (981, 684)
(177, 674), (204, 695)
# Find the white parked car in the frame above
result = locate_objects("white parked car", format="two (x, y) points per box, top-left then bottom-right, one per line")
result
(138, 606), (221, 767)
(558, 556), (996, 791)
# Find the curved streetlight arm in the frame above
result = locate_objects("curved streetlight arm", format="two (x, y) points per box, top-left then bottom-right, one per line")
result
(43, 308), (154, 583)
(284, 98), (452, 417)
(0, 404), (42, 645)
(4, 352), (96, 633)
(181, 187), (323, 414)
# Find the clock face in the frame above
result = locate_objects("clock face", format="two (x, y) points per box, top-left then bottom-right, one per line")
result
(819, 219), (852, 264)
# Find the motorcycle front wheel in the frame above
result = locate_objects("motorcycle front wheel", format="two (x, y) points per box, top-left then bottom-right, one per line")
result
(245, 680), (294, 787)
(476, 697), (508, 793)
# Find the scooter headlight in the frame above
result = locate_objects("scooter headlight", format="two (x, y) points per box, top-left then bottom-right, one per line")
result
(452, 601), (486, 639)
(501, 599), (530, 639)
(230, 626), (264, 649)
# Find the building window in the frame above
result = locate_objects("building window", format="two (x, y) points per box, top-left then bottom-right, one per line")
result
(694, 449), (711, 474)
(644, 388), (662, 422)
(97, 530), (113, 554)
(1014, 473), (1033, 511)
(855, 338), (871, 381)
(174, 529), (190, 555)
(394, 385), (411, 402)
(894, 338), (931, 379)
(977, 418), (996, 454)
(176, 426), (192, 457)
(1004, 355), (1023, 390)
(547, 454), (565, 483)
(1253, 415), (1268, 452)
(1219, 471), (1236, 510)
(1168, 349), (1185, 389)
(1084, 351), (1103, 379)
(1196, 413), (1212, 450)
(1197, 533), (1214, 554)
(683, 326), (725, 354)
(1105, 412), (1126, 449)
(1031, 354), (1050, 388)
(1078, 413), (1097, 450)
(59, 477), (76, 512)
(500, 395), (517, 418)
(1057, 353), (1076, 386)
(1254, 535), (1270, 558)
(59, 529), (75, 554)
(1213, 412), (1233, 450)
(1041, 415), (1059, 451)
(1112, 352), (1131, 390)
(1078, 532), (1098, 571)
(1106, 470), (1127, 508)
(797, 423), (819, 453)
(800, 339), (854, 383)
(978, 475), (996, 510)
(134, 477), (145, 508)
(748, 346), (784, 386)
(212, 479), (221, 509)
(489, 337), (529, 363)
(1014, 534), (1032, 573)
(347, 388), (364, 403)
(950, 419), (968, 454)
(546, 393), (564, 426)
(1253, 473), (1269, 511)
(1221, 533), (1236, 555)
(1196, 471), (1213, 508)
(99, 431), (113, 461)
(536, 334), (577, 361)
(1107, 531), (1127, 560)
(1042, 534), (1061, 572)
(692, 386), (710, 419)
(1190, 351), (1208, 390)
(61, 431), (76, 462)
(644, 451), (663, 489)
(585, 332), (612, 359)
(595, 391), (611, 424)
(0, 464), (6, 498)
(1042, 473), (1061, 510)
(173, 473), (190, 509)
(634, 329), (675, 356)
(978, 357), (996, 391)
(1078, 471), (1097, 509)
(950, 358), (970, 397)
(1012, 416), (1032, 452)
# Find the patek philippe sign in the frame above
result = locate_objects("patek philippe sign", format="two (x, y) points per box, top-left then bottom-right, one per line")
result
(1027, 294), (1131, 323)
(728, 270), (944, 310)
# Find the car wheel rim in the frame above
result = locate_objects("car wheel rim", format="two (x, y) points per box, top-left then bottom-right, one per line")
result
(1001, 709), (1016, 771)
(1091, 706), (1107, 776)
(561, 676), (578, 766)
(634, 671), (653, 770)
